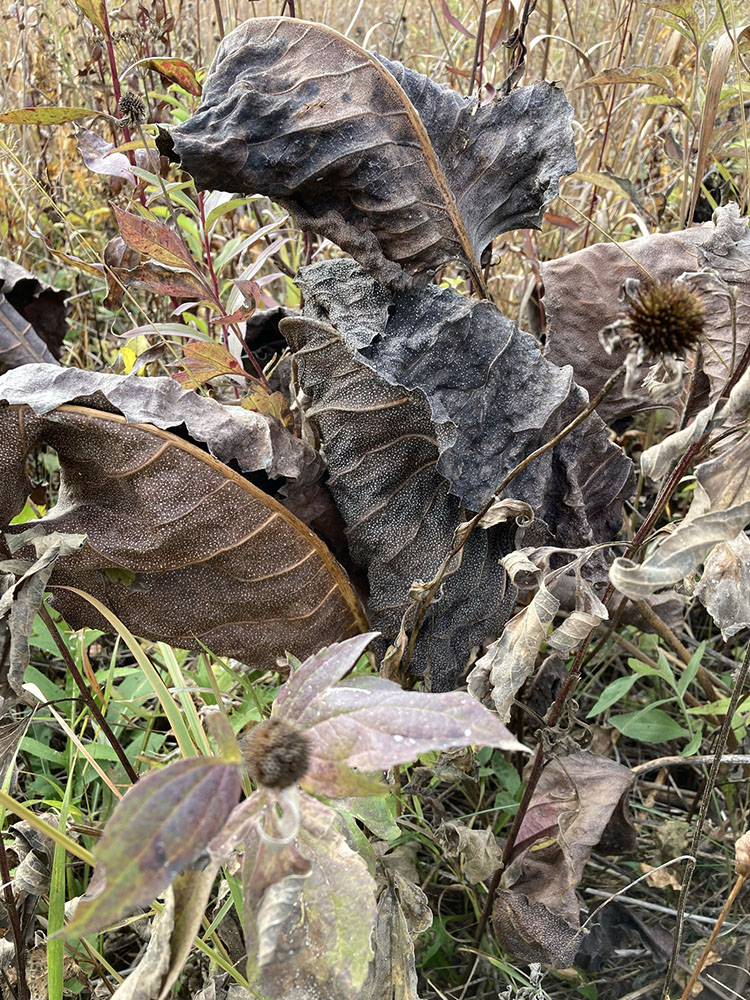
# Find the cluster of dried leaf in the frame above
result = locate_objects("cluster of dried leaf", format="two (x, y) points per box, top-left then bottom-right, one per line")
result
(1, 11), (750, 1000)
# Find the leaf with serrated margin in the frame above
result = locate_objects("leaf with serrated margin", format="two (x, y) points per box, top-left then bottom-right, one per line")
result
(163, 16), (576, 291)
(64, 758), (241, 936)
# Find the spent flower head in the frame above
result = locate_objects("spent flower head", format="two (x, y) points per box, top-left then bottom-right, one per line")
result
(118, 91), (146, 128)
(599, 277), (705, 401)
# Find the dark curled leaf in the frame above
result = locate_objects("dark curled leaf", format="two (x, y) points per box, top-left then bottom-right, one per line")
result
(64, 757), (242, 936)
(165, 16), (576, 291)
(0, 258), (68, 372)
(282, 261), (633, 688)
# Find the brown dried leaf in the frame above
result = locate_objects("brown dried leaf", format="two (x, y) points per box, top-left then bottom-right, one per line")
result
(494, 751), (636, 966)
(164, 16), (576, 291)
(542, 204), (750, 422)
(0, 368), (366, 671)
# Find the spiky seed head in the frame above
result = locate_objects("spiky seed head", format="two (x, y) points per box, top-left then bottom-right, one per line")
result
(625, 280), (705, 357)
(240, 718), (311, 789)
(118, 92), (146, 127)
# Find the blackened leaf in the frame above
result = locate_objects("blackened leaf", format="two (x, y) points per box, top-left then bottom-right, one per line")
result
(64, 757), (242, 936)
(166, 16), (576, 291)
(0, 371), (366, 671)
(0, 296), (59, 376)
(1, 257), (67, 365)
(494, 751), (636, 966)
(283, 260), (633, 688)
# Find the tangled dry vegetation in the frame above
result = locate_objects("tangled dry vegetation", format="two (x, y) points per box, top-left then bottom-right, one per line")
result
(1, 1), (749, 999)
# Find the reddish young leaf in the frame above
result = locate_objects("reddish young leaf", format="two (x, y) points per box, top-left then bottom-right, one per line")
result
(172, 340), (251, 387)
(112, 205), (200, 274)
(0, 106), (100, 125)
(143, 58), (202, 96)
(441, 0), (475, 37)
(63, 757), (242, 937)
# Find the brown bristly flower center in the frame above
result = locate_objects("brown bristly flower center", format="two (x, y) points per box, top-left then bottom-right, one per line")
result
(625, 280), (705, 357)
(240, 718), (311, 790)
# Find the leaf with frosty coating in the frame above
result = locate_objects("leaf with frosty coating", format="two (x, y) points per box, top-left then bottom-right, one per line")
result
(245, 794), (376, 1000)
(64, 757), (241, 937)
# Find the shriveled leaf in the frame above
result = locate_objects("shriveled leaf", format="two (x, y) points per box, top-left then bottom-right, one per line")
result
(142, 57), (202, 96)
(694, 532), (750, 639)
(494, 751), (636, 966)
(468, 548), (608, 720)
(436, 822), (501, 884)
(163, 16), (576, 290)
(543, 204), (750, 421)
(1, 257), (67, 367)
(76, 127), (135, 183)
(0, 366), (366, 670)
(283, 260), (632, 689)
(245, 795), (376, 1000)
(172, 341), (251, 387)
(64, 757), (241, 936)
(357, 869), (432, 1000)
(113, 205), (200, 273)
(0, 106), (100, 125)
(0, 526), (86, 698)
(157, 862), (223, 1000)
(111, 888), (175, 1000)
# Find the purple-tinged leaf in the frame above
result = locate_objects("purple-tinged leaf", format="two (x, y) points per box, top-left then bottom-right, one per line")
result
(305, 676), (527, 773)
(112, 205), (201, 274)
(76, 128), (135, 183)
(245, 795), (376, 999)
(111, 262), (212, 301)
(275, 632), (379, 723)
(441, 0), (475, 37)
(63, 757), (241, 937)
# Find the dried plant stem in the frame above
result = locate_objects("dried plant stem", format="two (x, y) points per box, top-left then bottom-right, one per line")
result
(0, 832), (29, 1000)
(40, 604), (139, 785)
(679, 872), (746, 1000)
(403, 363), (626, 673)
(661, 638), (750, 1000)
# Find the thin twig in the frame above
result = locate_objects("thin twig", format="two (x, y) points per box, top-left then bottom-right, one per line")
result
(0, 833), (29, 1000)
(680, 872), (746, 999)
(40, 604), (139, 785)
(661, 639), (750, 1000)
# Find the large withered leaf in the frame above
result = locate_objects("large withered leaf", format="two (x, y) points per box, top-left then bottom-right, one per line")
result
(0, 384), (366, 671)
(0, 295), (59, 375)
(283, 260), (633, 689)
(162, 16), (576, 291)
(493, 751), (636, 967)
(542, 204), (750, 422)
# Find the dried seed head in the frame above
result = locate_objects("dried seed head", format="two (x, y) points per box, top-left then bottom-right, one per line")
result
(240, 718), (311, 790)
(118, 92), (146, 127)
(735, 830), (750, 877)
(624, 280), (705, 357)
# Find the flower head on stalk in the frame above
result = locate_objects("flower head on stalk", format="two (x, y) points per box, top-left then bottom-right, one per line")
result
(599, 278), (705, 400)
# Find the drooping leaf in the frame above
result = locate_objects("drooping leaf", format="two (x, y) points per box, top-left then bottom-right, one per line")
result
(0, 527), (87, 699)
(76, 127), (135, 183)
(282, 260), (632, 688)
(244, 795), (376, 1000)
(694, 532), (750, 640)
(542, 204), (750, 422)
(110, 888), (175, 1000)
(0, 106), (100, 125)
(494, 751), (636, 966)
(112, 205), (201, 273)
(0, 365), (366, 670)
(72, 0), (107, 33)
(358, 869), (432, 1000)
(436, 821), (502, 884)
(1, 258), (67, 369)
(142, 57), (202, 96)
(64, 757), (242, 936)
(162, 16), (576, 291)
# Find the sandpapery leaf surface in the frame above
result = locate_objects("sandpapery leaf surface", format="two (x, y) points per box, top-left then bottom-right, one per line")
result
(162, 16), (576, 291)
(0, 370), (366, 671)
(64, 757), (242, 936)
(282, 260), (633, 688)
